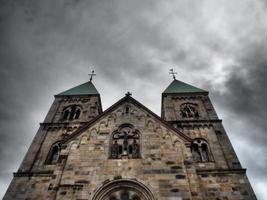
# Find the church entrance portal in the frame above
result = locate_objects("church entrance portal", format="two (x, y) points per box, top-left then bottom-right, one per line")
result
(91, 179), (156, 200)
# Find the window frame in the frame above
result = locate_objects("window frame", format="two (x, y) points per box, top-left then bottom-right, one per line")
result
(109, 124), (141, 159)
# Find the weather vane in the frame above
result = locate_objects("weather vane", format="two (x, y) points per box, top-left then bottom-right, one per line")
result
(88, 70), (96, 82)
(169, 68), (177, 80)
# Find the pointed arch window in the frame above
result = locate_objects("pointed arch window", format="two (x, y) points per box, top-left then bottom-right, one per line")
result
(62, 105), (81, 121)
(110, 124), (140, 159)
(180, 103), (199, 118)
(191, 139), (212, 162)
(45, 143), (60, 165)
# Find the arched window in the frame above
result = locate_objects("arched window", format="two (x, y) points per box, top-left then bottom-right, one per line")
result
(74, 109), (81, 119)
(180, 103), (199, 118)
(201, 143), (209, 162)
(45, 143), (60, 165)
(63, 109), (69, 120)
(125, 106), (129, 114)
(62, 105), (81, 121)
(191, 139), (212, 162)
(110, 124), (140, 159)
(192, 143), (201, 162)
(92, 179), (155, 200)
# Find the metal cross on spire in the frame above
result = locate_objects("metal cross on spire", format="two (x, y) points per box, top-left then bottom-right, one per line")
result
(169, 68), (177, 80)
(88, 70), (96, 82)
(125, 91), (132, 96)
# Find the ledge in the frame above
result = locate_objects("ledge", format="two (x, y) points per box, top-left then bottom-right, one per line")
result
(40, 122), (88, 126)
(170, 119), (222, 123)
(196, 168), (246, 175)
(14, 171), (54, 177)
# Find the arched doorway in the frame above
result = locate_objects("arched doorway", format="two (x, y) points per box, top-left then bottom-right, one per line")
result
(91, 179), (156, 200)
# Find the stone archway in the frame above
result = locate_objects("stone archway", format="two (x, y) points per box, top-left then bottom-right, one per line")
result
(91, 179), (156, 200)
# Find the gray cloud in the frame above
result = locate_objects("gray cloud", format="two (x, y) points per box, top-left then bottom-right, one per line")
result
(0, 0), (267, 199)
(211, 41), (267, 141)
(208, 42), (267, 197)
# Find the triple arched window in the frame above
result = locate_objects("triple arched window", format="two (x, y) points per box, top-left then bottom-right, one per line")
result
(62, 105), (81, 121)
(191, 139), (212, 162)
(110, 124), (140, 159)
(180, 103), (199, 118)
(45, 143), (60, 165)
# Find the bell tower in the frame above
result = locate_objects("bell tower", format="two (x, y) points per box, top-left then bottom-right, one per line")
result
(161, 79), (211, 122)
(46, 80), (103, 123)
(161, 78), (243, 168)
(17, 80), (102, 173)
(161, 78), (256, 199)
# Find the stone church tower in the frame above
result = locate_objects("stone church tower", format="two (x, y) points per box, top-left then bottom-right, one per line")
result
(4, 78), (256, 200)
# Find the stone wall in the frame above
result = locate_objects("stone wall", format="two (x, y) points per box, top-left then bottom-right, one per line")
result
(53, 102), (194, 200)
(4, 96), (257, 200)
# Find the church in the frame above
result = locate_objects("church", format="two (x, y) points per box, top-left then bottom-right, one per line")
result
(4, 73), (257, 200)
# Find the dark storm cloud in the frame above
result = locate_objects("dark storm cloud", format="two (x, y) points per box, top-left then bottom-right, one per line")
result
(0, 0), (171, 196)
(208, 42), (267, 194)
(212, 42), (267, 136)
(0, 0), (166, 85)
(0, 0), (267, 199)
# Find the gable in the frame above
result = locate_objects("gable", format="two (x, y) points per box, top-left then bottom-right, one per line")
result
(61, 96), (192, 145)
(60, 98), (193, 196)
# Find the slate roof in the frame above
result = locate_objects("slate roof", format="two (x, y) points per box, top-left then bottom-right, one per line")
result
(56, 81), (99, 96)
(163, 79), (208, 94)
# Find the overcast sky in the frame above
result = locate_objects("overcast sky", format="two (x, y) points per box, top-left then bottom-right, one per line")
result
(1, 0), (267, 199)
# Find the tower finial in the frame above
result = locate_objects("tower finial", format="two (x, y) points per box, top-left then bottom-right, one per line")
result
(169, 68), (177, 80)
(88, 70), (96, 82)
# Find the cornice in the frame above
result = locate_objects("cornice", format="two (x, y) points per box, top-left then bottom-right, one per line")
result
(40, 122), (88, 126)
(14, 171), (54, 177)
(196, 168), (246, 175)
(170, 119), (222, 123)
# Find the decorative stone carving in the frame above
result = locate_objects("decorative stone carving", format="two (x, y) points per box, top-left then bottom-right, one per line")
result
(110, 124), (140, 159)
(180, 103), (199, 118)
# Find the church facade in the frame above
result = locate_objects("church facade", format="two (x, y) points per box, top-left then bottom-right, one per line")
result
(4, 78), (257, 200)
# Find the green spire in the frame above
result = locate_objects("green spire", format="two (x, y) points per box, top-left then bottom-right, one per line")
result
(56, 81), (99, 96)
(163, 79), (208, 94)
